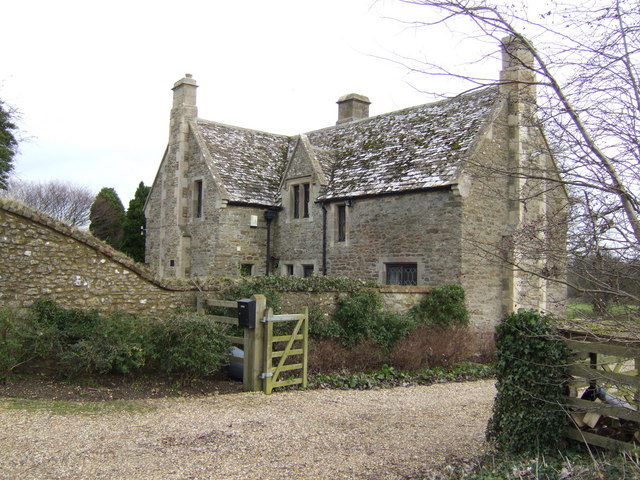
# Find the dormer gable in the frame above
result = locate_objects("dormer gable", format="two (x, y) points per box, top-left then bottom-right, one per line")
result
(280, 134), (327, 189)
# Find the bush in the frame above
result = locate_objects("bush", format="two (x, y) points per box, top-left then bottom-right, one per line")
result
(0, 304), (63, 381)
(0, 308), (32, 382)
(486, 309), (569, 455)
(58, 313), (152, 376)
(332, 289), (413, 350)
(149, 312), (231, 380)
(412, 284), (469, 327)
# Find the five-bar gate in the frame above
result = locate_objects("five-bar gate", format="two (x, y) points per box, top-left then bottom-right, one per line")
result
(196, 293), (308, 395)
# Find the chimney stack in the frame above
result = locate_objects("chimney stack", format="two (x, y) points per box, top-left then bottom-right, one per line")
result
(336, 93), (371, 125)
(171, 73), (198, 118)
(500, 36), (536, 99)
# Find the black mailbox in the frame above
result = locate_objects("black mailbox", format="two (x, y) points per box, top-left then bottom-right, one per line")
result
(237, 298), (257, 328)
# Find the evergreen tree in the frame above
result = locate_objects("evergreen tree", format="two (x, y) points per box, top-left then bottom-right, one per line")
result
(120, 182), (150, 262)
(0, 100), (18, 190)
(89, 187), (125, 248)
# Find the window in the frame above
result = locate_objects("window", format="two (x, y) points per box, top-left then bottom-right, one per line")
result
(302, 265), (314, 278)
(286, 264), (294, 276)
(291, 182), (311, 220)
(293, 185), (300, 219)
(240, 264), (253, 277)
(303, 183), (310, 218)
(337, 204), (346, 242)
(194, 180), (203, 219)
(386, 263), (418, 286)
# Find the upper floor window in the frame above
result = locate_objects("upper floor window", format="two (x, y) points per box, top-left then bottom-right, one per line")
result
(194, 180), (203, 219)
(386, 263), (418, 286)
(337, 204), (346, 242)
(303, 183), (310, 218)
(291, 181), (311, 220)
(293, 185), (300, 218)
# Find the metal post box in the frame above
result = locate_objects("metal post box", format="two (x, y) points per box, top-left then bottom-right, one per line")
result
(237, 298), (257, 328)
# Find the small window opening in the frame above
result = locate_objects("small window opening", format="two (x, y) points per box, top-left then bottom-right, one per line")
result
(386, 263), (418, 286)
(337, 204), (346, 242)
(240, 264), (253, 277)
(303, 183), (310, 218)
(194, 180), (203, 218)
(302, 265), (314, 278)
(293, 185), (300, 219)
(286, 264), (294, 276)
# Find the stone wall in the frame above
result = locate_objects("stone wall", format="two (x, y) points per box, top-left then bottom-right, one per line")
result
(1, 199), (431, 320)
(322, 190), (462, 285)
(1, 199), (192, 314)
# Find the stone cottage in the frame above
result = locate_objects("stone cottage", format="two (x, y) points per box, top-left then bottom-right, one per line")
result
(144, 37), (567, 332)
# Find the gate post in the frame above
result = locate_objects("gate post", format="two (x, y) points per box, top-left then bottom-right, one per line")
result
(243, 294), (266, 392)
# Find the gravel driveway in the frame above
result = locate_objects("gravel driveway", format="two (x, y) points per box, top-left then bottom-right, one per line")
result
(0, 380), (495, 480)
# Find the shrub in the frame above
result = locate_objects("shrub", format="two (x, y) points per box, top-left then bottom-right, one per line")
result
(390, 324), (474, 370)
(332, 289), (412, 350)
(0, 308), (32, 382)
(412, 284), (469, 327)
(486, 309), (569, 455)
(58, 312), (151, 376)
(149, 312), (231, 380)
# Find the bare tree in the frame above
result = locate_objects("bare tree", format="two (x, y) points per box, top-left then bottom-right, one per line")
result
(389, 0), (640, 326)
(3, 178), (94, 227)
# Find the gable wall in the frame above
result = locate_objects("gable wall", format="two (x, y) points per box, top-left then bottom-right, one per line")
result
(459, 104), (512, 334)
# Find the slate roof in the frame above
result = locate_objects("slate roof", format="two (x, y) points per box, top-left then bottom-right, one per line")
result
(196, 120), (290, 206)
(195, 87), (500, 206)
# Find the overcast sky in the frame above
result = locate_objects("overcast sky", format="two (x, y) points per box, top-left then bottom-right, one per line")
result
(3, 0), (501, 205)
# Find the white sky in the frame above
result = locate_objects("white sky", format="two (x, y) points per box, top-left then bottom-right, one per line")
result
(3, 0), (501, 205)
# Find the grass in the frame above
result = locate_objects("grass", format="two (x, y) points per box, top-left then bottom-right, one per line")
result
(0, 397), (156, 416)
(567, 302), (640, 320)
(564, 303), (639, 337)
(418, 448), (640, 479)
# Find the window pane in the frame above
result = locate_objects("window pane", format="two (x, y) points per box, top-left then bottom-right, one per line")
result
(303, 265), (314, 278)
(286, 264), (294, 276)
(303, 183), (310, 218)
(337, 204), (346, 242)
(195, 180), (203, 218)
(386, 263), (418, 286)
(293, 185), (300, 219)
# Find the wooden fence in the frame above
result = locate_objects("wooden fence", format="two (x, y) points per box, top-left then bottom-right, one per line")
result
(196, 293), (308, 394)
(563, 329), (640, 451)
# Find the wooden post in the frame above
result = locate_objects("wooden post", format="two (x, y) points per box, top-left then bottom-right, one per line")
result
(302, 306), (309, 389)
(196, 294), (204, 314)
(243, 294), (266, 392)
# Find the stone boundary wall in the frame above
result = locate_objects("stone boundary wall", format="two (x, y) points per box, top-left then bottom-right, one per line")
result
(0, 199), (193, 314)
(1, 199), (432, 319)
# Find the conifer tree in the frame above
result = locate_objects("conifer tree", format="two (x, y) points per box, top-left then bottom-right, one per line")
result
(89, 187), (125, 248)
(120, 182), (150, 262)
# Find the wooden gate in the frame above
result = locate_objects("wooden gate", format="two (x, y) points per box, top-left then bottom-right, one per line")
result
(196, 294), (308, 395)
(262, 307), (309, 395)
(563, 329), (640, 451)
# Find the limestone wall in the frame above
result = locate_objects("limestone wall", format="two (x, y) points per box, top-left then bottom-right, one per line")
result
(1, 199), (191, 314)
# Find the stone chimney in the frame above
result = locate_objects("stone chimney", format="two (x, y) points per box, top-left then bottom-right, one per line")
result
(500, 35), (536, 99)
(336, 93), (371, 125)
(171, 73), (198, 120)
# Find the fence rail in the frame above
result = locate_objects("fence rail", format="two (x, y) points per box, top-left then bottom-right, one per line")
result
(562, 329), (640, 451)
(196, 294), (308, 394)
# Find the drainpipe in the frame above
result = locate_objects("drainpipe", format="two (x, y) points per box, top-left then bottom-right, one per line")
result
(322, 202), (327, 276)
(264, 209), (277, 275)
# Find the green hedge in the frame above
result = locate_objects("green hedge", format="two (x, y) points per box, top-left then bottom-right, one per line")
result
(486, 309), (569, 455)
(0, 299), (230, 382)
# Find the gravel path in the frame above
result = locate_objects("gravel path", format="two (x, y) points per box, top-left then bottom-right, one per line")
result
(0, 380), (495, 480)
